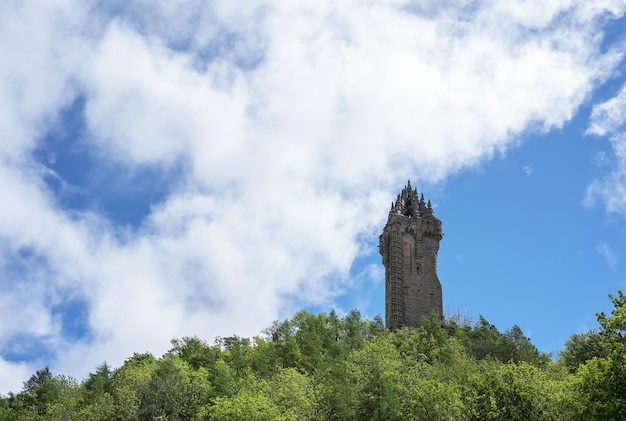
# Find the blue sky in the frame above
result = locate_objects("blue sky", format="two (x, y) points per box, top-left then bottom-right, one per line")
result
(1, 0), (626, 394)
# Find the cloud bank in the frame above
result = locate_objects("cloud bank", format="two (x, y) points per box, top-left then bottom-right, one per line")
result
(1, 0), (624, 393)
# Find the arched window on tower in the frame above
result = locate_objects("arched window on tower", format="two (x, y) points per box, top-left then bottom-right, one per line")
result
(416, 266), (420, 276)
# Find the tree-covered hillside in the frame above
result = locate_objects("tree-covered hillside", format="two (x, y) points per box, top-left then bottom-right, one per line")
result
(1, 292), (625, 420)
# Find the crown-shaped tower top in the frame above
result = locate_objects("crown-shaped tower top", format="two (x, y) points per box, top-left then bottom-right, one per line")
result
(390, 180), (435, 219)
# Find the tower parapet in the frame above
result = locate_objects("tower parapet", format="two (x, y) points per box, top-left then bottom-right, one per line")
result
(380, 181), (443, 330)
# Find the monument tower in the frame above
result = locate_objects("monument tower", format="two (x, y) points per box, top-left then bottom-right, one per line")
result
(379, 181), (443, 330)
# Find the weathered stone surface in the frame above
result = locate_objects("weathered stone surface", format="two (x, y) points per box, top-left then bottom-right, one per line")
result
(379, 181), (443, 330)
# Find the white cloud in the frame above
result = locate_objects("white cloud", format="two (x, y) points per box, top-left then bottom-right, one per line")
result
(596, 242), (619, 267)
(0, 0), (625, 393)
(0, 358), (33, 398)
(523, 165), (534, 175)
(587, 85), (626, 136)
(586, 83), (626, 215)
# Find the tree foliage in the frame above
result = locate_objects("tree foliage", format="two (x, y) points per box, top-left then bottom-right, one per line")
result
(572, 290), (626, 420)
(2, 293), (625, 420)
(559, 330), (606, 373)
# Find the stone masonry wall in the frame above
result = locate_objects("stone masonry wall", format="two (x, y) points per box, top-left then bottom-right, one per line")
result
(380, 185), (443, 330)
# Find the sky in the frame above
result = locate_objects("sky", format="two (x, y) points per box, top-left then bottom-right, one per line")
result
(1, 0), (626, 394)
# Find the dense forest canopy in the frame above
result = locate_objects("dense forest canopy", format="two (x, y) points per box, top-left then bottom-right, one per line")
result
(1, 291), (625, 420)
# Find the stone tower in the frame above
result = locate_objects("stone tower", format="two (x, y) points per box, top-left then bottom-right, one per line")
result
(379, 181), (443, 331)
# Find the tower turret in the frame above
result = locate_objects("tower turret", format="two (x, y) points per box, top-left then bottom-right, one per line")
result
(379, 181), (443, 330)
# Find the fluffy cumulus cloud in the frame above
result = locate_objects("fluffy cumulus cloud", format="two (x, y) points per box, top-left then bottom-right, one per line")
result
(587, 85), (626, 137)
(0, 0), (625, 393)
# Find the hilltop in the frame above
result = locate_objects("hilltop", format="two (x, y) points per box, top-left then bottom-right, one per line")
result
(1, 292), (625, 420)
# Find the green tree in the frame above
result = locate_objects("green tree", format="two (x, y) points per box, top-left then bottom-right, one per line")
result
(465, 361), (558, 421)
(573, 291), (626, 420)
(138, 356), (210, 420)
(292, 310), (345, 373)
(264, 319), (302, 370)
(110, 352), (158, 420)
(501, 325), (551, 366)
(364, 314), (386, 338)
(210, 358), (236, 398)
(559, 330), (606, 373)
(204, 391), (282, 420)
(462, 316), (504, 361)
(267, 368), (318, 419)
(43, 376), (81, 421)
(168, 336), (221, 371)
(342, 309), (366, 350)
(454, 316), (548, 365)
(399, 376), (465, 420)
(220, 335), (253, 378)
(3, 368), (81, 420)
(314, 359), (357, 420)
(395, 315), (456, 365)
(22, 366), (55, 414)
(76, 392), (115, 421)
(348, 335), (403, 420)
(83, 362), (114, 404)
(292, 310), (330, 373)
(247, 336), (277, 378)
